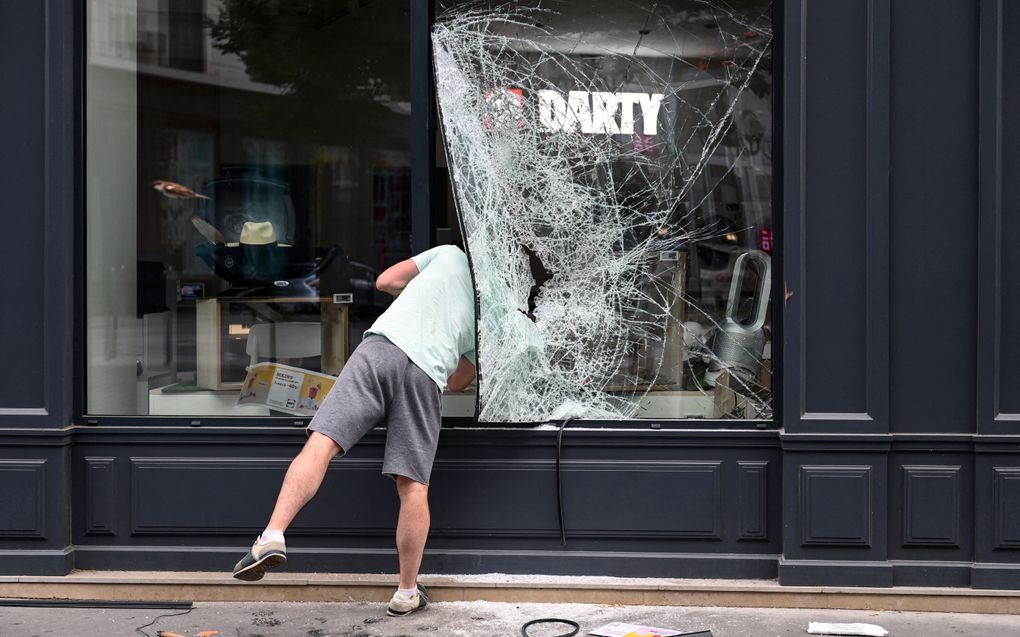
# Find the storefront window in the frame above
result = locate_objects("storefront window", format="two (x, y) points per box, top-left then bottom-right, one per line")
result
(435, 0), (773, 421)
(86, 0), (412, 417)
(85, 0), (771, 423)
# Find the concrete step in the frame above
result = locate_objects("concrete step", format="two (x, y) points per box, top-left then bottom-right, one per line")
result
(1, 571), (1018, 615)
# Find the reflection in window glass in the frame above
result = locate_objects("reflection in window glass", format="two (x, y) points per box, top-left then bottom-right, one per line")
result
(435, 0), (773, 421)
(86, 0), (411, 416)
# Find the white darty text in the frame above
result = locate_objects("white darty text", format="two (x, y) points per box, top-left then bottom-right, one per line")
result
(537, 90), (663, 135)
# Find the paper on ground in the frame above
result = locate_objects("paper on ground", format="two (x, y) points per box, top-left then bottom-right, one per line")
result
(589, 622), (684, 637)
(807, 622), (889, 636)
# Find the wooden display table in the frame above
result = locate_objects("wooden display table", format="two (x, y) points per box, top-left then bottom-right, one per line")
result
(196, 295), (349, 391)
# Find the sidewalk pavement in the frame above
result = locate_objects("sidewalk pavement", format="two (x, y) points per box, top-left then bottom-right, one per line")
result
(2, 600), (1019, 637)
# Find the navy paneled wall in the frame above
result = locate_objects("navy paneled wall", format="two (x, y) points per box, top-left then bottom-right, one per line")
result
(0, 0), (75, 429)
(0, 0), (75, 575)
(980, 0), (1020, 434)
(889, 0), (979, 434)
(0, 0), (46, 414)
(69, 429), (783, 579)
(996, 2), (1020, 421)
(0, 0), (1019, 587)
(784, 0), (1007, 433)
(784, 0), (890, 435)
(800, 0), (870, 419)
(780, 0), (1020, 587)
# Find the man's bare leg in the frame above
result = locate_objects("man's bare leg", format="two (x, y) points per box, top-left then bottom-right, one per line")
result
(395, 476), (430, 590)
(233, 432), (341, 581)
(265, 432), (342, 532)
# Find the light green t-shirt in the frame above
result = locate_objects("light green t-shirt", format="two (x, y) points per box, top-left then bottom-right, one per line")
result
(364, 245), (476, 390)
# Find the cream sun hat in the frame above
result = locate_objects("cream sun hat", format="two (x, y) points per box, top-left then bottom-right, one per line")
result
(238, 221), (277, 246)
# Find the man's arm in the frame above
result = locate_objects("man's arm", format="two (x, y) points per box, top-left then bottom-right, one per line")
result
(446, 355), (476, 392)
(375, 258), (420, 297)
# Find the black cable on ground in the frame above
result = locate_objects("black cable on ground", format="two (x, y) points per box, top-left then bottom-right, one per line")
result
(134, 605), (196, 637)
(556, 417), (573, 546)
(0, 599), (191, 610)
(521, 617), (581, 637)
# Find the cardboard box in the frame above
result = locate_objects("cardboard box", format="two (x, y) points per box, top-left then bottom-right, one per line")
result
(237, 362), (336, 417)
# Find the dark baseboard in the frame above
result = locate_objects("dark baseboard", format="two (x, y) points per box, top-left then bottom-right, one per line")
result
(0, 547), (73, 575)
(778, 559), (894, 587)
(423, 549), (779, 579)
(890, 560), (972, 587)
(11, 547), (1018, 591)
(781, 559), (1011, 589)
(74, 545), (779, 579)
(971, 563), (1020, 590)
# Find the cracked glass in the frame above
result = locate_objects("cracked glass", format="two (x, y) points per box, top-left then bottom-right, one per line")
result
(434, 0), (774, 422)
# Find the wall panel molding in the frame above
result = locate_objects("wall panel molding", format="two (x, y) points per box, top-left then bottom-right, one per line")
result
(84, 457), (116, 535)
(566, 461), (722, 540)
(799, 465), (872, 547)
(0, 459), (47, 538)
(738, 461), (768, 541)
(127, 457), (730, 542)
(888, 0), (979, 434)
(0, 0), (75, 427)
(992, 467), (1020, 549)
(978, 0), (1020, 434)
(783, 0), (890, 434)
(902, 465), (961, 547)
(129, 457), (392, 535)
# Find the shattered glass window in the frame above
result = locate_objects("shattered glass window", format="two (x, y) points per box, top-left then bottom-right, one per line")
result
(434, 0), (774, 422)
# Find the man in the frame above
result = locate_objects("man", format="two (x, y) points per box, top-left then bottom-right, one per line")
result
(232, 244), (476, 617)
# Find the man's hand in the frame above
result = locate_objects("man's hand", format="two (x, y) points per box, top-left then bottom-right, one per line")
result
(376, 258), (420, 297)
(446, 355), (476, 392)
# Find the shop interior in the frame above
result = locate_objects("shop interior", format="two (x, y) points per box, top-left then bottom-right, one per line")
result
(85, 0), (772, 421)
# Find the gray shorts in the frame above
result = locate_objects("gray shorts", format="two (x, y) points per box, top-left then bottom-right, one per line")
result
(307, 335), (442, 485)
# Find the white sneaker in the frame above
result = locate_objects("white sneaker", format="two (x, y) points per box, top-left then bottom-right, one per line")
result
(231, 535), (287, 582)
(387, 583), (429, 616)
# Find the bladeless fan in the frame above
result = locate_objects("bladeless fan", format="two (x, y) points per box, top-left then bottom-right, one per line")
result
(705, 249), (772, 387)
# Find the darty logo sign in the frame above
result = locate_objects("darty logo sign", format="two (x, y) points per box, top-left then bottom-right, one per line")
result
(483, 88), (664, 136)
(539, 90), (663, 135)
